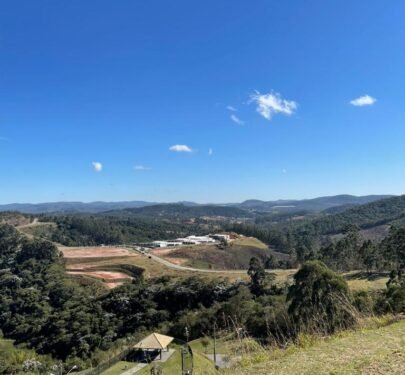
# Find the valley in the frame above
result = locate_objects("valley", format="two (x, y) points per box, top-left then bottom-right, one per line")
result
(1, 194), (404, 374)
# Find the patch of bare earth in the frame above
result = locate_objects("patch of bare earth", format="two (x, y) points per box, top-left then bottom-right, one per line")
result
(105, 282), (124, 289)
(62, 246), (135, 289)
(61, 246), (135, 258)
(151, 248), (177, 257)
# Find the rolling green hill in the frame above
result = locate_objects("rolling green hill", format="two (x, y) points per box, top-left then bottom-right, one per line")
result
(306, 194), (405, 235)
(235, 194), (393, 213)
(154, 237), (289, 270)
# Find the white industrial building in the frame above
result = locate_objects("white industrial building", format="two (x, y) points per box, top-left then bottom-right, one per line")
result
(186, 235), (216, 244)
(149, 233), (230, 248)
(210, 233), (231, 242)
(151, 235), (215, 247)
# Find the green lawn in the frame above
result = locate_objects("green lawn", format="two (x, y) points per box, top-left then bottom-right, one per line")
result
(100, 361), (138, 375)
(232, 237), (268, 249)
(122, 344), (219, 375)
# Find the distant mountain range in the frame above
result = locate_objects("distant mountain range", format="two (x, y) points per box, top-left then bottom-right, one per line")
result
(0, 201), (157, 214)
(231, 195), (394, 213)
(104, 204), (254, 219)
(0, 194), (394, 215)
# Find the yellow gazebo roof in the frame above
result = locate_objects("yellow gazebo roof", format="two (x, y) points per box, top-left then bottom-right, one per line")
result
(133, 333), (174, 350)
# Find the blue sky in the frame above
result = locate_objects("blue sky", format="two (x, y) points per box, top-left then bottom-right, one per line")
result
(1, 0), (405, 204)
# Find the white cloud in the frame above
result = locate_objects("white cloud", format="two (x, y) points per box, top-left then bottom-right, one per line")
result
(92, 161), (103, 172)
(250, 91), (297, 121)
(226, 105), (237, 112)
(169, 144), (193, 153)
(208, 148), (213, 156)
(134, 165), (151, 171)
(230, 114), (244, 125)
(350, 95), (377, 107)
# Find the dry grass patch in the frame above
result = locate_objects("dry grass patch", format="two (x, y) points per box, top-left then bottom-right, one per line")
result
(61, 246), (135, 258)
(226, 320), (405, 375)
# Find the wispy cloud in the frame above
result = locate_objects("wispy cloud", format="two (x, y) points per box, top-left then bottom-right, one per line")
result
(92, 161), (103, 172)
(134, 165), (151, 171)
(226, 105), (237, 112)
(250, 91), (297, 121)
(350, 95), (377, 107)
(208, 148), (213, 156)
(230, 114), (244, 125)
(169, 144), (193, 153)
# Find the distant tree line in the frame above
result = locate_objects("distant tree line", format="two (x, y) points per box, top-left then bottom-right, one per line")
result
(37, 215), (211, 246)
(226, 218), (405, 273)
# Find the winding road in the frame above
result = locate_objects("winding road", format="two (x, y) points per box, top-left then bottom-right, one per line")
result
(15, 221), (294, 276)
(143, 251), (249, 274)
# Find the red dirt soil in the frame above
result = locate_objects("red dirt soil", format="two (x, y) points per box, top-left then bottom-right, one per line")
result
(66, 270), (131, 280)
(61, 246), (135, 258)
(62, 246), (135, 289)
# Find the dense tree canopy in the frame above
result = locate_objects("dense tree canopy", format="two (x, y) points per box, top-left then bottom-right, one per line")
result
(287, 261), (356, 334)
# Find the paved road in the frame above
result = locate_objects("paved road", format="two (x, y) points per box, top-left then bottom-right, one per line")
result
(144, 252), (248, 274)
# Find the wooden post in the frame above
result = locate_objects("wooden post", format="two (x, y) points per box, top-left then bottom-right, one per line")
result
(213, 323), (217, 365)
(181, 347), (184, 374)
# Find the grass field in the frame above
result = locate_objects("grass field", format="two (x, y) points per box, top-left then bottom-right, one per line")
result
(100, 344), (218, 375)
(135, 345), (218, 375)
(344, 271), (389, 291)
(100, 361), (138, 375)
(232, 237), (268, 249)
(226, 319), (405, 375)
(151, 237), (289, 271)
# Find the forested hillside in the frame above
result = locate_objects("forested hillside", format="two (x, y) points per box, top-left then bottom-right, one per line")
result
(105, 203), (254, 219)
(226, 195), (405, 272)
(1, 222), (404, 373)
(234, 194), (392, 213)
(31, 215), (212, 246)
(0, 201), (156, 214)
(0, 212), (33, 227)
(303, 195), (405, 235)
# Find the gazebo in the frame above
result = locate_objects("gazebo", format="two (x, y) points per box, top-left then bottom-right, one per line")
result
(134, 333), (174, 360)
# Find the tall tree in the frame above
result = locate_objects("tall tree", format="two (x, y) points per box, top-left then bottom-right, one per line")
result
(247, 257), (267, 295)
(287, 261), (355, 334)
